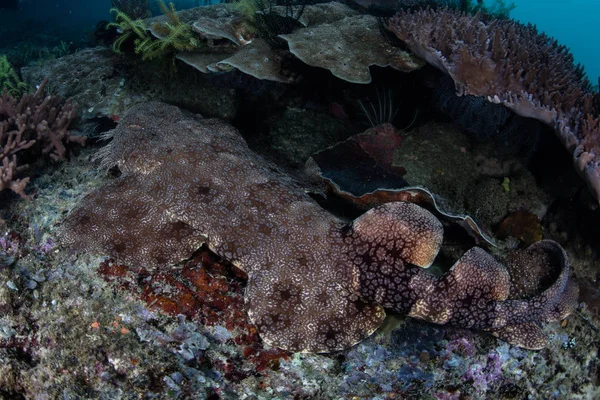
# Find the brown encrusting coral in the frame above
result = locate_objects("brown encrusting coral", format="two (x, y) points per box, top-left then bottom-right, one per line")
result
(386, 8), (600, 202)
(60, 102), (577, 352)
(0, 79), (84, 199)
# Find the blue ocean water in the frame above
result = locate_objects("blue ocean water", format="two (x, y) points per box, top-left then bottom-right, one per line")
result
(502, 0), (599, 86)
(0, 1), (211, 49)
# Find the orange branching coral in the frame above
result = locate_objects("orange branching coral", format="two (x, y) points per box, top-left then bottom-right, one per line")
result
(386, 8), (600, 202)
(0, 79), (84, 198)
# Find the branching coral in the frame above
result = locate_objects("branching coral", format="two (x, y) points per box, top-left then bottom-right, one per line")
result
(384, 1), (515, 19)
(0, 79), (84, 199)
(386, 8), (591, 116)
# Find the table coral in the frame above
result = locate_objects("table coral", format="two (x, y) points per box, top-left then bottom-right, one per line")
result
(148, 2), (421, 84)
(386, 7), (600, 203)
(280, 13), (423, 84)
(60, 101), (577, 352)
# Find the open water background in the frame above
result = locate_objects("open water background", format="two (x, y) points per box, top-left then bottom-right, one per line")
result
(509, 0), (599, 87)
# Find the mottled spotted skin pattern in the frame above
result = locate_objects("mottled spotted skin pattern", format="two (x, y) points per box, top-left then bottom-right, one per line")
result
(349, 207), (578, 349)
(346, 202), (443, 314)
(61, 102), (386, 352)
(60, 102), (577, 352)
(408, 247), (511, 329)
(406, 241), (578, 349)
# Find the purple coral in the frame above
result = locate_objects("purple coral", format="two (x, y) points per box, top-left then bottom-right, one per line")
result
(446, 337), (476, 358)
(0, 79), (84, 199)
(463, 353), (503, 392)
(386, 7), (600, 203)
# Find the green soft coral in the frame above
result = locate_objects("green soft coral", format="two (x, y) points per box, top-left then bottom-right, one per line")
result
(109, 0), (204, 61)
(107, 7), (149, 54)
(0, 55), (28, 97)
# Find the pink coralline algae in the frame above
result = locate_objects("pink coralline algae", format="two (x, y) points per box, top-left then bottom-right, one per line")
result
(97, 250), (290, 380)
(60, 102), (577, 352)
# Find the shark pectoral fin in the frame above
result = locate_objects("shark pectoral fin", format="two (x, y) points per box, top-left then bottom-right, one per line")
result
(59, 175), (207, 268)
(351, 202), (443, 268)
(490, 323), (548, 350)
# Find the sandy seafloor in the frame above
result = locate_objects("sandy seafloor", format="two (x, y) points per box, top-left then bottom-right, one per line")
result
(0, 46), (599, 399)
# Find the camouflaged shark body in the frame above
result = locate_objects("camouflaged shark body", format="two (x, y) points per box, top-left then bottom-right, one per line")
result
(60, 102), (578, 352)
